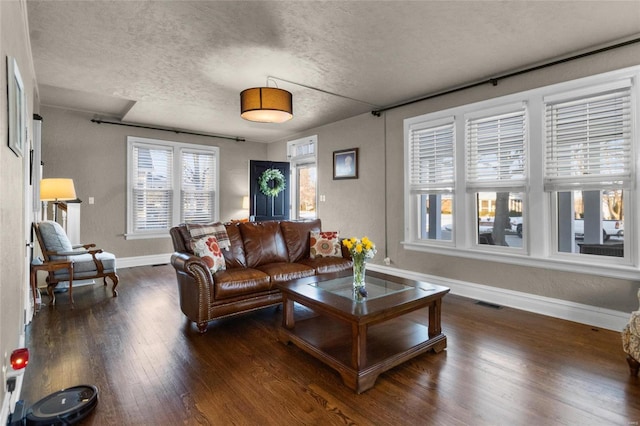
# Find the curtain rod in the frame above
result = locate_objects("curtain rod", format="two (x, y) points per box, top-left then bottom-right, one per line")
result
(371, 35), (640, 116)
(90, 118), (246, 142)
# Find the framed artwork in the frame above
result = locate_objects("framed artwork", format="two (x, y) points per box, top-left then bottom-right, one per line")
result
(7, 56), (26, 158)
(333, 148), (358, 180)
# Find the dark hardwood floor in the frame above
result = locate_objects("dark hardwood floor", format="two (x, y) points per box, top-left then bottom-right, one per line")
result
(21, 265), (640, 425)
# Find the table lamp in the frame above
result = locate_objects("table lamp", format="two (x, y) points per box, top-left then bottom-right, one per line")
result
(40, 178), (77, 221)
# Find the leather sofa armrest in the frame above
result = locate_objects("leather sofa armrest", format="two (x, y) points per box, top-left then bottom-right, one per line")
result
(171, 252), (210, 276)
(171, 252), (214, 299)
(171, 252), (215, 328)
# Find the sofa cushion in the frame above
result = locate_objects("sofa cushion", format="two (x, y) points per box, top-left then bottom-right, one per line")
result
(299, 257), (353, 275)
(310, 231), (342, 258)
(223, 223), (247, 268)
(213, 268), (270, 299)
(239, 221), (289, 268)
(280, 219), (321, 262)
(191, 235), (226, 273)
(256, 262), (315, 283)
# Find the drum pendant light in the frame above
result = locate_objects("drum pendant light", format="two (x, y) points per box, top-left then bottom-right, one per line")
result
(240, 87), (293, 123)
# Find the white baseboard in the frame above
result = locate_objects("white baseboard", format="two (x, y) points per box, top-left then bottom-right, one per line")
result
(368, 263), (629, 332)
(116, 254), (629, 332)
(117, 253), (171, 269)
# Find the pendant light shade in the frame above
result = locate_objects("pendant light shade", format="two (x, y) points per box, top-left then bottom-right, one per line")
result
(240, 87), (293, 123)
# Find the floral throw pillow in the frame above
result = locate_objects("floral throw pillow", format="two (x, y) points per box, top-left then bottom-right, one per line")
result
(310, 231), (341, 259)
(191, 235), (226, 273)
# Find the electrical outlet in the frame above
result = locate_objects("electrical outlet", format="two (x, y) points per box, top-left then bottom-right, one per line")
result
(88, 197), (95, 205)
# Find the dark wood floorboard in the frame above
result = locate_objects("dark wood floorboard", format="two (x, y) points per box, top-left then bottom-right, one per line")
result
(21, 265), (640, 425)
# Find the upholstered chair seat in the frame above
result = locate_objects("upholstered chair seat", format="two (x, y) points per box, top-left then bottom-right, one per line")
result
(33, 220), (119, 304)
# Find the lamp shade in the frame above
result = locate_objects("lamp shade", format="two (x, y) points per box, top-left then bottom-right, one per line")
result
(240, 87), (293, 123)
(40, 178), (77, 201)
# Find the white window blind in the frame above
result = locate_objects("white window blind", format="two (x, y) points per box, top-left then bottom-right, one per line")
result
(544, 86), (633, 191)
(466, 109), (526, 190)
(127, 136), (220, 238)
(181, 149), (216, 223)
(132, 145), (173, 231)
(408, 121), (455, 194)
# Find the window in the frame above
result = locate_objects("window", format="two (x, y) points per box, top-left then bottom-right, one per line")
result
(127, 137), (219, 239)
(288, 136), (317, 220)
(406, 118), (455, 241)
(545, 81), (631, 258)
(404, 66), (638, 279)
(466, 106), (526, 248)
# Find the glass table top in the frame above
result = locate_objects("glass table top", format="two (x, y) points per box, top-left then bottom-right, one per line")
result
(308, 274), (414, 301)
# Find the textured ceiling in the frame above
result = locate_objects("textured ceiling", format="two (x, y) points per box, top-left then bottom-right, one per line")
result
(27, 1), (640, 143)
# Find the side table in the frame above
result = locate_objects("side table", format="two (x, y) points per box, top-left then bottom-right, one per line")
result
(30, 260), (74, 311)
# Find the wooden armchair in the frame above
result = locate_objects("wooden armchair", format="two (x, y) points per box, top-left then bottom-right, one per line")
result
(33, 221), (119, 304)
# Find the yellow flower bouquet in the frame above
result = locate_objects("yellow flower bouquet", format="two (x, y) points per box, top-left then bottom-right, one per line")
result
(342, 237), (376, 299)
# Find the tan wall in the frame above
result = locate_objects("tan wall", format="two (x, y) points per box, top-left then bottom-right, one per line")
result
(0, 0), (37, 414)
(40, 106), (267, 258)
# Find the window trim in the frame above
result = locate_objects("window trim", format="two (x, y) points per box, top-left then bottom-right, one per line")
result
(126, 136), (220, 240)
(403, 65), (640, 280)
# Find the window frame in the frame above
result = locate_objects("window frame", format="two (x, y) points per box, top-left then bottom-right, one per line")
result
(287, 135), (318, 220)
(126, 136), (220, 240)
(403, 65), (640, 280)
(404, 116), (456, 245)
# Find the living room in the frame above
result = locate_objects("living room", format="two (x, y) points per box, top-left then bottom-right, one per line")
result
(2, 1), (640, 424)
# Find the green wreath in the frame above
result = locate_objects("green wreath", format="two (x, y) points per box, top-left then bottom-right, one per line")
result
(259, 168), (286, 197)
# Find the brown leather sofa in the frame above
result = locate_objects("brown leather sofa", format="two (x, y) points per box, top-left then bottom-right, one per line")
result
(170, 219), (352, 332)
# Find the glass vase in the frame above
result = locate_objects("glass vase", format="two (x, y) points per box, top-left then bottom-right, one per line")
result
(352, 258), (367, 301)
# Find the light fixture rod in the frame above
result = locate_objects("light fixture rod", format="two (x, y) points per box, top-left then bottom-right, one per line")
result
(267, 76), (380, 107)
(90, 118), (246, 142)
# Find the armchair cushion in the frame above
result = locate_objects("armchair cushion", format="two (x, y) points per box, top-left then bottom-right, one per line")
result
(53, 251), (117, 280)
(38, 221), (73, 256)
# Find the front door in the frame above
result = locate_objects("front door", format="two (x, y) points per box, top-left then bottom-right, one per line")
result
(249, 160), (290, 222)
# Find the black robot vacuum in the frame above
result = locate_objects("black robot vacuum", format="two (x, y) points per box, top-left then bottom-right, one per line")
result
(21, 385), (98, 425)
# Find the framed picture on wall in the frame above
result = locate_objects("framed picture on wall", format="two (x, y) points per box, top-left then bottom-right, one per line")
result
(333, 148), (358, 180)
(7, 56), (26, 158)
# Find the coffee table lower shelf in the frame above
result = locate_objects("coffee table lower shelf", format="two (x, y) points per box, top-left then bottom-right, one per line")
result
(278, 311), (447, 393)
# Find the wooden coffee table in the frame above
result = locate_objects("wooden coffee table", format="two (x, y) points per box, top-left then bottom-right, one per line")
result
(277, 270), (449, 393)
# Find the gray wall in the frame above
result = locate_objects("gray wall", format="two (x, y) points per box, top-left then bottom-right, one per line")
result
(270, 44), (640, 314)
(41, 42), (640, 316)
(40, 106), (267, 258)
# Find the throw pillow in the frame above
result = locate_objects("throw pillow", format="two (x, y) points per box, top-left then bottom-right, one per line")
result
(310, 231), (341, 258)
(191, 235), (226, 273)
(187, 221), (231, 251)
